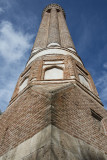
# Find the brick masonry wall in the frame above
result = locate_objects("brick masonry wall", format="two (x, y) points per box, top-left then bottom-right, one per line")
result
(11, 54), (99, 101)
(32, 4), (76, 50)
(51, 84), (107, 154)
(0, 54), (107, 157)
(0, 83), (107, 157)
(0, 86), (51, 156)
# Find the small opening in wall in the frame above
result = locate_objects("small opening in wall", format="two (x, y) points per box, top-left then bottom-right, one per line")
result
(91, 109), (103, 121)
(46, 9), (51, 13)
(57, 9), (60, 12)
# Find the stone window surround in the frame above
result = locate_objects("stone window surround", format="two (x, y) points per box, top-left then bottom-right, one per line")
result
(76, 64), (92, 91)
(19, 76), (29, 92)
(79, 74), (90, 89)
(41, 59), (65, 80)
(42, 65), (64, 80)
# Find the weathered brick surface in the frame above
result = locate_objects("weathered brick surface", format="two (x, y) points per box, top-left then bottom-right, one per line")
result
(51, 84), (107, 154)
(58, 10), (76, 49)
(11, 55), (99, 101)
(0, 86), (51, 156)
(32, 4), (76, 51)
(0, 82), (107, 157)
(0, 4), (107, 159)
(48, 7), (60, 45)
(33, 11), (50, 49)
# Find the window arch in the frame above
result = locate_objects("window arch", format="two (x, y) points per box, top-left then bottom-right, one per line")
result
(79, 74), (90, 89)
(44, 66), (63, 80)
(19, 78), (28, 92)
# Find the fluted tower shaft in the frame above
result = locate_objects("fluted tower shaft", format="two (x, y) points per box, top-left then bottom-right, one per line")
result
(32, 11), (50, 49)
(32, 4), (76, 51)
(58, 11), (75, 49)
(47, 7), (60, 46)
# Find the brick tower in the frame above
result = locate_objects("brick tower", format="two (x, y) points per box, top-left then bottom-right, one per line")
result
(0, 4), (107, 160)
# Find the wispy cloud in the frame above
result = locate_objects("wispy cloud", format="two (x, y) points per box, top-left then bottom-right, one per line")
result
(0, 21), (33, 62)
(76, 15), (94, 54)
(0, 81), (16, 109)
(0, 20), (33, 112)
(95, 72), (107, 109)
(103, 63), (107, 69)
(76, 13), (107, 110)
(0, 0), (13, 10)
(77, 27), (92, 54)
(0, 7), (4, 14)
(0, 0), (38, 113)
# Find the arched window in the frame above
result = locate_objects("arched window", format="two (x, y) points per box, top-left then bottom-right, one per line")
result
(44, 67), (63, 80)
(79, 74), (90, 89)
(19, 78), (28, 92)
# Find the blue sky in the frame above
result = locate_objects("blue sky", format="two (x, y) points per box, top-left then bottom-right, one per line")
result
(0, 0), (107, 112)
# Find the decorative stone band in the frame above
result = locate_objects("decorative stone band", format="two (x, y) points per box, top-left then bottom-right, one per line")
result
(47, 43), (60, 47)
(68, 47), (76, 52)
(31, 47), (42, 53)
(27, 48), (83, 66)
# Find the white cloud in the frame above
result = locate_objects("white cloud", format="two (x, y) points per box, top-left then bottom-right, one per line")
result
(0, 61), (26, 112)
(0, 21), (33, 62)
(0, 81), (16, 104)
(0, 21), (34, 112)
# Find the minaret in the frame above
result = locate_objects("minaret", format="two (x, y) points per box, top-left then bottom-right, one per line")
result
(0, 4), (107, 160)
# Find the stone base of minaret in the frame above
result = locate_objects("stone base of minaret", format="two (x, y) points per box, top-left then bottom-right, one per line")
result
(0, 125), (107, 160)
(0, 83), (107, 160)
